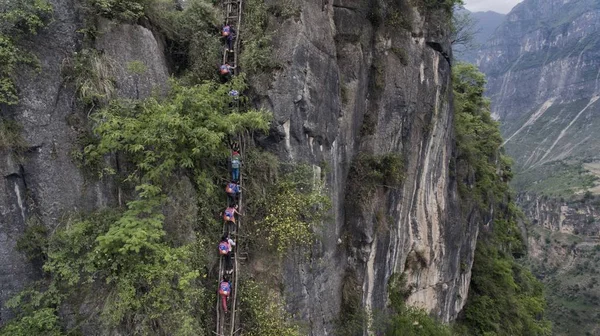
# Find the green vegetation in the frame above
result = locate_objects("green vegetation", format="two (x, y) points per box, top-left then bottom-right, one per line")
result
(1, 0), (334, 333)
(391, 47), (409, 66)
(86, 0), (145, 22)
(239, 279), (301, 336)
(16, 221), (48, 263)
(512, 160), (597, 197)
(415, 0), (464, 15)
(7, 208), (207, 335)
(385, 4), (412, 31)
(336, 271), (453, 336)
(527, 226), (600, 335)
(502, 96), (600, 198)
(454, 63), (511, 209)
(266, 0), (301, 20)
(347, 153), (404, 208)
(86, 77), (270, 183)
(240, 0), (274, 75)
(81, 0), (221, 83)
(258, 165), (330, 254)
(3, 76), (271, 334)
(63, 48), (116, 105)
(0, 116), (27, 153)
(244, 149), (331, 254)
(336, 270), (366, 336)
(0, 308), (62, 336)
(453, 63), (551, 336)
(0, 0), (53, 104)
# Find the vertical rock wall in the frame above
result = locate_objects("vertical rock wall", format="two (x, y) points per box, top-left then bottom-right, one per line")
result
(251, 0), (478, 333)
(1, 0), (479, 333)
(0, 0), (171, 324)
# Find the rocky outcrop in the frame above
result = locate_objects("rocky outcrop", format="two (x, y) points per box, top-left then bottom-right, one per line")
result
(519, 193), (600, 236)
(95, 19), (170, 99)
(0, 0), (171, 324)
(252, 0), (477, 333)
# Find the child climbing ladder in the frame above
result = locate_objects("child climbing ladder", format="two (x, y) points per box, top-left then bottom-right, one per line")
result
(215, 1), (244, 335)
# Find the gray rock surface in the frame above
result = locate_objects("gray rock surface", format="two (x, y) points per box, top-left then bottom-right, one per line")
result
(0, 0), (171, 325)
(1, 0), (477, 333)
(252, 0), (477, 333)
(96, 19), (170, 99)
(519, 193), (600, 237)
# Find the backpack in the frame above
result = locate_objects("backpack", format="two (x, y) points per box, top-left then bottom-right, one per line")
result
(220, 65), (229, 75)
(218, 241), (230, 255)
(231, 154), (241, 168)
(222, 26), (230, 36)
(223, 209), (234, 221)
(219, 282), (230, 295)
(225, 183), (235, 194)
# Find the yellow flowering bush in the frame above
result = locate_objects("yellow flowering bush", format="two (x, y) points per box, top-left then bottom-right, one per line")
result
(240, 279), (301, 336)
(258, 165), (331, 254)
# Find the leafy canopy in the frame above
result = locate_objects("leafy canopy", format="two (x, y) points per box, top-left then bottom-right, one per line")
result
(86, 76), (271, 185)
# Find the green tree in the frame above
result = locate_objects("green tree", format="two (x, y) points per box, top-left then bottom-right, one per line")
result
(453, 63), (551, 336)
(2, 77), (271, 335)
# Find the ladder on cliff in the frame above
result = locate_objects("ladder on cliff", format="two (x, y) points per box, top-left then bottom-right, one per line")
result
(215, 137), (245, 336)
(215, 1), (244, 335)
(222, 0), (243, 74)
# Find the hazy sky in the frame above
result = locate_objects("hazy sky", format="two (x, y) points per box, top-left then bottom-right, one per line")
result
(464, 0), (523, 14)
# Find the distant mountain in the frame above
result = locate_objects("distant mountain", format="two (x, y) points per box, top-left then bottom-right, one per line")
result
(479, 0), (600, 175)
(455, 10), (505, 62)
(476, 0), (600, 334)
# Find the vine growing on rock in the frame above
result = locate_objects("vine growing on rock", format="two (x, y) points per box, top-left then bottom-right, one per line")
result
(0, 0), (53, 104)
(239, 279), (301, 336)
(243, 149), (331, 255)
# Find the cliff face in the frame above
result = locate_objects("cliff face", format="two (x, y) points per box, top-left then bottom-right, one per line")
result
(520, 193), (600, 236)
(479, 0), (600, 122)
(0, 0), (172, 323)
(522, 193), (600, 335)
(0, 0), (477, 333)
(253, 0), (475, 331)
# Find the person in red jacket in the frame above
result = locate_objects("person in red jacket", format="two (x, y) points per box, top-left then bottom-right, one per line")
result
(225, 181), (241, 206)
(218, 234), (236, 274)
(222, 204), (241, 232)
(219, 276), (232, 313)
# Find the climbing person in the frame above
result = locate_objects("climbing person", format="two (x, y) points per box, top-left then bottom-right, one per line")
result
(230, 140), (240, 153)
(222, 24), (236, 52)
(218, 276), (231, 313)
(229, 89), (239, 99)
(218, 234), (236, 274)
(225, 180), (241, 206)
(228, 89), (240, 109)
(219, 63), (235, 82)
(231, 150), (241, 182)
(222, 204), (242, 233)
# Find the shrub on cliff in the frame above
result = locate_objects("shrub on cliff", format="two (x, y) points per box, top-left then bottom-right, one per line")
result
(453, 63), (551, 336)
(2, 77), (271, 335)
(0, 0), (52, 104)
